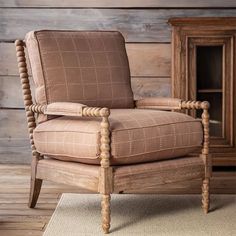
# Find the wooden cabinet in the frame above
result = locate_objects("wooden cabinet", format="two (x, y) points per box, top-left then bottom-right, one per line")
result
(169, 17), (236, 166)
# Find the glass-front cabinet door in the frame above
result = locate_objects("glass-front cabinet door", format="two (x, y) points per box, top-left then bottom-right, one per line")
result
(188, 37), (233, 148)
(196, 45), (223, 138)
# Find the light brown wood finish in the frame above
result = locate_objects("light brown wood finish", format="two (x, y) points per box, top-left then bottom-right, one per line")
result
(202, 178), (210, 214)
(169, 17), (236, 167)
(181, 100), (211, 213)
(14, 40), (36, 157)
(99, 113), (112, 234)
(0, 164), (235, 236)
(15, 40), (43, 208)
(36, 159), (99, 192)
(114, 157), (204, 193)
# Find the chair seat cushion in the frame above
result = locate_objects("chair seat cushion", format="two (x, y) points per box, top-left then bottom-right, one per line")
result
(33, 109), (203, 165)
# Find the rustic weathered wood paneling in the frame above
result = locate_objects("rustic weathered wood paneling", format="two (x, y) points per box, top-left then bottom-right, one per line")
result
(0, 42), (171, 76)
(0, 139), (31, 164)
(132, 77), (171, 99)
(1, 0), (236, 8)
(0, 43), (18, 75)
(0, 110), (31, 164)
(0, 76), (26, 108)
(0, 109), (28, 139)
(1, 9), (236, 42)
(127, 43), (171, 76)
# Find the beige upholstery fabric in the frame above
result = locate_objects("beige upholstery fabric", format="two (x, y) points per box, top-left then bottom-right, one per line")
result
(34, 109), (203, 165)
(25, 30), (134, 114)
(136, 97), (182, 110)
(45, 102), (86, 117)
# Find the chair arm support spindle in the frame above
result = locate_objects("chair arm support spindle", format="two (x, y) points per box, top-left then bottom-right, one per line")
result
(15, 39), (40, 158)
(28, 104), (46, 114)
(181, 100), (211, 178)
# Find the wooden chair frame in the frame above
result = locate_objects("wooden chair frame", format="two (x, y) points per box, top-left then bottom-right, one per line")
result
(15, 39), (211, 234)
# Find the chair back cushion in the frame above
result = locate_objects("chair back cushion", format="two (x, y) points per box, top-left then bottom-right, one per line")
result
(25, 30), (134, 109)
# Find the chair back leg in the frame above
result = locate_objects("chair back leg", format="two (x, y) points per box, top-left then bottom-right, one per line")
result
(15, 39), (43, 208)
(28, 153), (43, 208)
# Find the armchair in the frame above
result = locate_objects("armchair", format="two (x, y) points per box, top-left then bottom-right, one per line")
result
(15, 30), (211, 234)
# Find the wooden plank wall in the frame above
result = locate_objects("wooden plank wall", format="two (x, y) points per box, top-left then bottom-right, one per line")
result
(1, 1), (236, 164)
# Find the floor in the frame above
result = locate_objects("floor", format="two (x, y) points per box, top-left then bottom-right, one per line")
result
(0, 164), (235, 236)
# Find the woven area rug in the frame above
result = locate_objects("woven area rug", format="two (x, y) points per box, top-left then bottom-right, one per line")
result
(43, 194), (236, 236)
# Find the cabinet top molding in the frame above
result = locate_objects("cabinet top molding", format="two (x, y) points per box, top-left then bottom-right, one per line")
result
(168, 17), (236, 26)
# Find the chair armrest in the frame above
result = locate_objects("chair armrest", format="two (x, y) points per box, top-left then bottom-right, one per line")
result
(28, 102), (111, 170)
(45, 102), (86, 116)
(136, 97), (210, 111)
(180, 100), (210, 110)
(135, 97), (182, 110)
(28, 102), (110, 117)
(181, 100), (210, 163)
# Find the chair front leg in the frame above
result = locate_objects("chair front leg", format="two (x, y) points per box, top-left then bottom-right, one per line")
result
(202, 178), (210, 214)
(100, 166), (113, 234)
(181, 101), (211, 213)
(101, 194), (111, 234)
(201, 104), (211, 214)
(99, 112), (113, 234)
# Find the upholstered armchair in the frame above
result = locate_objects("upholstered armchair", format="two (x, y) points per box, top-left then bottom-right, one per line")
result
(15, 30), (211, 234)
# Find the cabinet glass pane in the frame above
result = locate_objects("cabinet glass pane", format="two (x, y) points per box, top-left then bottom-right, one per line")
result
(197, 46), (222, 90)
(196, 46), (223, 138)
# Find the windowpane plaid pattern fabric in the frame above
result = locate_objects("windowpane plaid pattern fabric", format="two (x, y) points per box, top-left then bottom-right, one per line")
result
(25, 30), (134, 111)
(33, 109), (203, 165)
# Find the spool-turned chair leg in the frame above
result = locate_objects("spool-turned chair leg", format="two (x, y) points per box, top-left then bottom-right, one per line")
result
(202, 178), (210, 214)
(101, 194), (111, 234)
(28, 156), (42, 208)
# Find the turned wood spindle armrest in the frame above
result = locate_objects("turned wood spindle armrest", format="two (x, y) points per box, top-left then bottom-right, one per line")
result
(136, 98), (210, 111)
(180, 101), (210, 111)
(28, 102), (110, 117)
